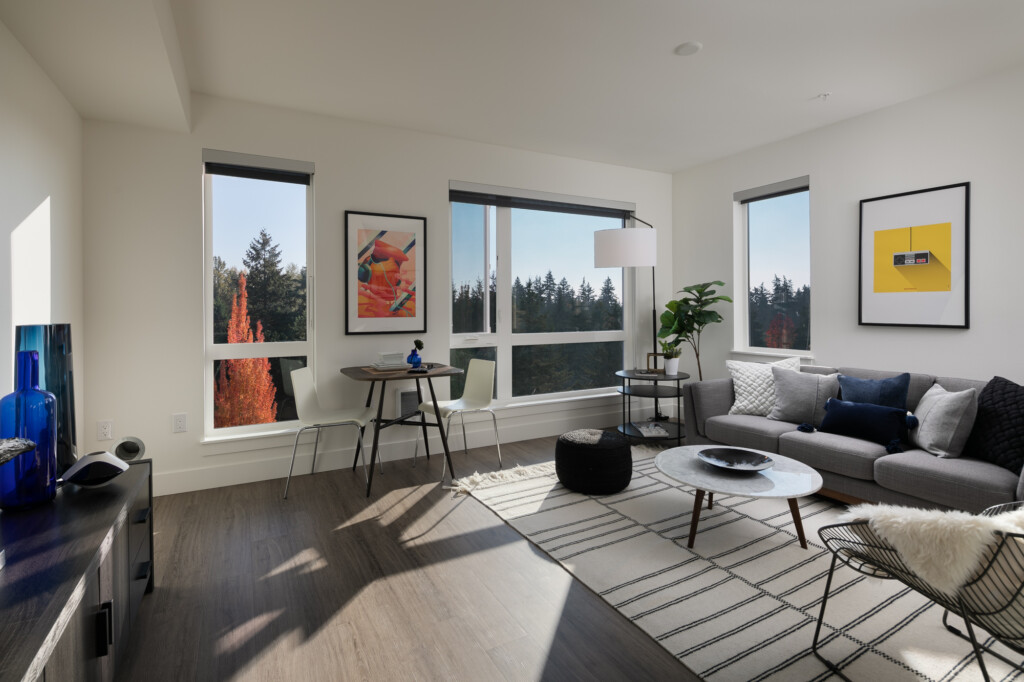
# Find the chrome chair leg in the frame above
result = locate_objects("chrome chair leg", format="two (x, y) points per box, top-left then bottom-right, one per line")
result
(310, 426), (322, 474)
(487, 409), (502, 469)
(283, 425), (309, 499)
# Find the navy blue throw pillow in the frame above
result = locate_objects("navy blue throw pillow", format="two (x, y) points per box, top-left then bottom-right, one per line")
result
(838, 373), (911, 411)
(819, 398), (913, 453)
(961, 376), (1024, 475)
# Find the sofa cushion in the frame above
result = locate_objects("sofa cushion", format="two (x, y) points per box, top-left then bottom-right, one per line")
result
(778, 430), (890, 480)
(837, 367), (936, 411)
(911, 384), (978, 458)
(961, 376), (1024, 475)
(875, 450), (1018, 514)
(768, 367), (839, 427)
(704, 415), (796, 452)
(818, 398), (912, 452)
(837, 372), (911, 410)
(726, 357), (802, 416)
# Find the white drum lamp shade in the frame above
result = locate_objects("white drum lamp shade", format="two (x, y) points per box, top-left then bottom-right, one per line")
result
(593, 228), (657, 267)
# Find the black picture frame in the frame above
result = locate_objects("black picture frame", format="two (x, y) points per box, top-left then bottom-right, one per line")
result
(858, 182), (969, 328)
(344, 210), (427, 335)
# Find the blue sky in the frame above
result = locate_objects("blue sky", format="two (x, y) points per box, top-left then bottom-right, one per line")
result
(212, 175), (306, 271)
(452, 203), (624, 301)
(747, 190), (810, 291)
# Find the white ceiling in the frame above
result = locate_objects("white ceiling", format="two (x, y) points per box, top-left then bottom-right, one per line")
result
(3, 0), (1024, 173)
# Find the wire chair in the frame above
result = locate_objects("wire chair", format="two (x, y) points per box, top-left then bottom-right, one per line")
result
(814, 501), (1024, 681)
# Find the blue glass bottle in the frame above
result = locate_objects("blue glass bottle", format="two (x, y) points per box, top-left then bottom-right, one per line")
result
(0, 351), (58, 509)
(406, 349), (422, 368)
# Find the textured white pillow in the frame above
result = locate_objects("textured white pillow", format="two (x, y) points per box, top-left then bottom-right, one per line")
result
(726, 356), (802, 416)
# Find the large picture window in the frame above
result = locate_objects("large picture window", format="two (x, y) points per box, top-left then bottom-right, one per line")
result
(450, 183), (631, 400)
(736, 178), (811, 352)
(203, 150), (313, 435)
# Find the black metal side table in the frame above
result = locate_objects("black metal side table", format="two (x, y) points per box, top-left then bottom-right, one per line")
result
(615, 369), (689, 446)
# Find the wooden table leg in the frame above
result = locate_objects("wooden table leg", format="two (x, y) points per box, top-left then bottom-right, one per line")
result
(687, 490), (705, 549)
(788, 498), (808, 549)
(427, 378), (456, 483)
(365, 380), (387, 497)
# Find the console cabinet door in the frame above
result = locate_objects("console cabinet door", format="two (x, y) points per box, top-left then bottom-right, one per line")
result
(43, 572), (100, 682)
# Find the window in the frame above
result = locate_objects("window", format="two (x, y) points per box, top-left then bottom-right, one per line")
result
(203, 150), (314, 435)
(735, 177), (811, 352)
(450, 183), (632, 400)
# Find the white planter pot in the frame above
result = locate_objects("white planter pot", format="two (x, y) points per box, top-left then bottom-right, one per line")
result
(664, 357), (680, 376)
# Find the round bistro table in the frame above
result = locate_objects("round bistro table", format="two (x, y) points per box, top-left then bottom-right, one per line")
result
(655, 445), (823, 549)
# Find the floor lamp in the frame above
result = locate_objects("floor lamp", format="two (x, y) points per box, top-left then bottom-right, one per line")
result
(594, 219), (664, 419)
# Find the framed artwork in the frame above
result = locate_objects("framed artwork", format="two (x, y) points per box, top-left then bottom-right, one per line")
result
(345, 211), (426, 334)
(859, 182), (969, 328)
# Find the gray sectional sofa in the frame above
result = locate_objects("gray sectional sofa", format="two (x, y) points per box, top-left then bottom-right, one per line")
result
(682, 365), (1019, 513)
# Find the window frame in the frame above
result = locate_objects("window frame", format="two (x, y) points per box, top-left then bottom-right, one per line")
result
(202, 149), (316, 439)
(449, 182), (635, 403)
(732, 176), (812, 357)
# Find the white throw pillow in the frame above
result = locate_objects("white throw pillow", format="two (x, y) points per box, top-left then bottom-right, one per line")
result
(726, 356), (802, 416)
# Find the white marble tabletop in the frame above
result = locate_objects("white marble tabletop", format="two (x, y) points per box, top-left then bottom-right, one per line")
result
(655, 445), (822, 499)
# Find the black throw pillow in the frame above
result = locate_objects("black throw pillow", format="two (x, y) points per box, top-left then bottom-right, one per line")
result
(818, 398), (913, 453)
(961, 376), (1024, 475)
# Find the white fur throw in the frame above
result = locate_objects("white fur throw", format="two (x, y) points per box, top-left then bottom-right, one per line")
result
(840, 504), (1024, 597)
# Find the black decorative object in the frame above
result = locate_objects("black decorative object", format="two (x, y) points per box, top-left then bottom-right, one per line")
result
(60, 451), (128, 488)
(697, 447), (774, 472)
(15, 324), (77, 476)
(555, 428), (632, 495)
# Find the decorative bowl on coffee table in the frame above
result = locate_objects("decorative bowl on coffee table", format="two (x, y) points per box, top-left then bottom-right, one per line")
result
(697, 447), (774, 472)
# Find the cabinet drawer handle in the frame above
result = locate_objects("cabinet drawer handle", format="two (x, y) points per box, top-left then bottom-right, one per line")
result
(134, 560), (152, 582)
(133, 507), (152, 524)
(96, 601), (113, 656)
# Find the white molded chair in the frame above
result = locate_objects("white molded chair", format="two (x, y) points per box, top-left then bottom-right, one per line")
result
(283, 367), (376, 499)
(413, 358), (501, 480)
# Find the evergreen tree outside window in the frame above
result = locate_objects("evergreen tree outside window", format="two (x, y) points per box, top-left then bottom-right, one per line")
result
(450, 184), (631, 400)
(736, 180), (811, 352)
(203, 150), (313, 435)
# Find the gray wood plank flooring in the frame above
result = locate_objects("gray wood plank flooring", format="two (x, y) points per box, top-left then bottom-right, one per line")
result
(116, 435), (698, 681)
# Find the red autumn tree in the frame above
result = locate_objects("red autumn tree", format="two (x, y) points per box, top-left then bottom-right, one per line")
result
(765, 312), (796, 349)
(214, 272), (278, 427)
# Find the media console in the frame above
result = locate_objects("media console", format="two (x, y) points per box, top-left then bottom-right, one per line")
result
(0, 459), (153, 682)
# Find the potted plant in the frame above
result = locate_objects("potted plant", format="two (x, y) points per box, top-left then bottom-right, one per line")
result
(657, 281), (733, 380)
(659, 339), (683, 376)
(407, 338), (424, 368)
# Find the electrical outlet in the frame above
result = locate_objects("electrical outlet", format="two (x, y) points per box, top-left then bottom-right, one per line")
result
(172, 413), (187, 434)
(97, 420), (113, 441)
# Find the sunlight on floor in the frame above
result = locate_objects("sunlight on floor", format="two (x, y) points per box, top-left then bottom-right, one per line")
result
(216, 609), (284, 655)
(262, 547), (327, 579)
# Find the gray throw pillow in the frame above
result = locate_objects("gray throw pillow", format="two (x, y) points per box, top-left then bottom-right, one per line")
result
(767, 367), (839, 427)
(912, 383), (978, 458)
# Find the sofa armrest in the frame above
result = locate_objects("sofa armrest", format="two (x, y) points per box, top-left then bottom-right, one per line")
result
(683, 378), (734, 443)
(1016, 470), (1024, 502)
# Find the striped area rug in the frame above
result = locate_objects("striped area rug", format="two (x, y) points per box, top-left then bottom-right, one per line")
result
(457, 446), (1020, 681)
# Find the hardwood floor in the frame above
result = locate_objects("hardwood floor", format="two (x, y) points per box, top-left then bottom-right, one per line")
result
(117, 436), (699, 681)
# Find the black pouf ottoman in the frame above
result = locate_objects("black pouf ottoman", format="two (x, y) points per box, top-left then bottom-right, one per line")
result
(555, 429), (632, 495)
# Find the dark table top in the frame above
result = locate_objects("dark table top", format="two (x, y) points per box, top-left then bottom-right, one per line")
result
(616, 369), (691, 381)
(341, 364), (464, 382)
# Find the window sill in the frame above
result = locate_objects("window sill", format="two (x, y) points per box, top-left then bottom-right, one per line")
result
(730, 348), (815, 362)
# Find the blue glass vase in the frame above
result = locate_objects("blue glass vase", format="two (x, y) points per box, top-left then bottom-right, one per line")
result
(0, 351), (58, 509)
(406, 349), (422, 368)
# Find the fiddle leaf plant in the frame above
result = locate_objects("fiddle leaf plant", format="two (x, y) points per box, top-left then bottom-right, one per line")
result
(657, 281), (733, 380)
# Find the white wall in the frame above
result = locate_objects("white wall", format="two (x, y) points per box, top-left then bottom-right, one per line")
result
(0, 21), (83, 436)
(673, 63), (1024, 384)
(83, 94), (672, 495)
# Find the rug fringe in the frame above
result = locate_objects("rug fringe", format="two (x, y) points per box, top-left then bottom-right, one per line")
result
(451, 462), (557, 494)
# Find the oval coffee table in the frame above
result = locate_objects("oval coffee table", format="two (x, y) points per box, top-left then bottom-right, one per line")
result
(655, 445), (823, 549)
